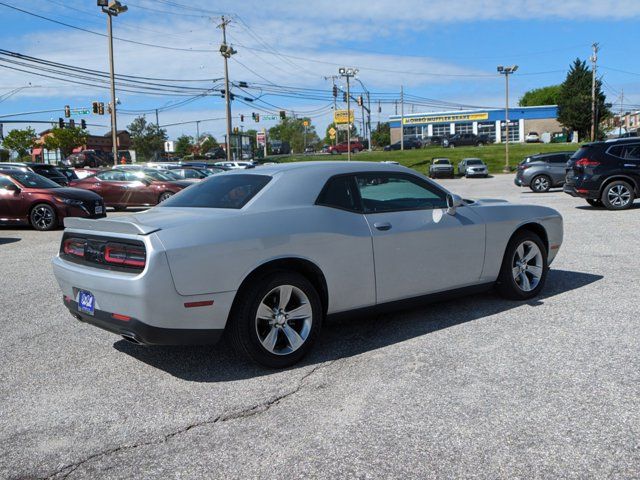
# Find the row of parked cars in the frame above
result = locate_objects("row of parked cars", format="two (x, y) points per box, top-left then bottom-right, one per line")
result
(0, 160), (250, 231)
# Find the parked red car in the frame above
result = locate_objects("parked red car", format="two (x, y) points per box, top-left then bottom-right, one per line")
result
(69, 169), (191, 210)
(0, 170), (105, 231)
(327, 141), (365, 154)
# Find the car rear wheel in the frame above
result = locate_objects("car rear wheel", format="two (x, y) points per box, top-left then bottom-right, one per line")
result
(586, 199), (603, 208)
(228, 271), (323, 368)
(530, 175), (551, 193)
(30, 203), (57, 231)
(158, 192), (174, 203)
(352, 148), (359, 154)
(477, 142), (484, 147)
(448, 144), (455, 148)
(496, 230), (548, 300)
(601, 180), (635, 210)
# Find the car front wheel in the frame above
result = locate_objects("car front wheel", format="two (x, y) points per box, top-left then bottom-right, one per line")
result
(530, 175), (551, 193)
(601, 180), (635, 210)
(30, 203), (57, 231)
(228, 271), (323, 368)
(158, 192), (174, 203)
(496, 230), (548, 300)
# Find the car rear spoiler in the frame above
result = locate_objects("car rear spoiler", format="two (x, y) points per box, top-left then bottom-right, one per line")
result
(63, 217), (160, 235)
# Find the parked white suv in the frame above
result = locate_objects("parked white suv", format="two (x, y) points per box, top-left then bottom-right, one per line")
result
(525, 132), (540, 143)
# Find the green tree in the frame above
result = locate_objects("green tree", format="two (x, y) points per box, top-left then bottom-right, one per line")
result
(268, 117), (319, 153)
(0, 149), (10, 161)
(2, 127), (37, 157)
(127, 115), (167, 160)
(371, 122), (390, 147)
(519, 85), (561, 107)
(557, 58), (610, 140)
(42, 127), (88, 157)
(174, 134), (193, 157)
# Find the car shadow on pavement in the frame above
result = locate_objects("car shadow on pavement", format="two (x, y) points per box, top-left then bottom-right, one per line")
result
(575, 204), (640, 211)
(0, 237), (21, 245)
(114, 269), (603, 382)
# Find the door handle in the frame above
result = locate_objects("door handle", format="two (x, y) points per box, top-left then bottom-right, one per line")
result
(373, 222), (392, 231)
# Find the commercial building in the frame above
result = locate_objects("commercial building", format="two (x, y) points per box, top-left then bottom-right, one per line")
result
(32, 129), (131, 162)
(389, 105), (560, 143)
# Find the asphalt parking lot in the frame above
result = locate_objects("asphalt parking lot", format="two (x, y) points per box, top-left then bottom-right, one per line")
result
(1, 173), (639, 479)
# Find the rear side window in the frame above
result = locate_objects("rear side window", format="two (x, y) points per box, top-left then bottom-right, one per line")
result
(316, 175), (359, 212)
(97, 171), (125, 181)
(571, 147), (592, 160)
(160, 174), (270, 209)
(548, 155), (568, 164)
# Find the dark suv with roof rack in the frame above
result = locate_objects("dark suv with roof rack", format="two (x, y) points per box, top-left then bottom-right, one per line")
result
(564, 138), (640, 210)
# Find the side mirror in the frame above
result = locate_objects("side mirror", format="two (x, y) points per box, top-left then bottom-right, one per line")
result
(3, 183), (20, 194)
(446, 193), (464, 216)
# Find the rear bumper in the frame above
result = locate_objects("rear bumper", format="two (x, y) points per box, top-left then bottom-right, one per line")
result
(63, 296), (223, 345)
(514, 176), (527, 186)
(563, 185), (599, 199)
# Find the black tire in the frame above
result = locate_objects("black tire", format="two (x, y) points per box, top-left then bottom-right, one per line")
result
(30, 203), (57, 231)
(352, 148), (359, 154)
(586, 199), (603, 208)
(601, 180), (635, 210)
(227, 271), (323, 368)
(331, 150), (338, 155)
(448, 143), (455, 149)
(495, 230), (548, 300)
(158, 191), (174, 203)
(113, 205), (127, 212)
(477, 142), (484, 147)
(530, 175), (551, 193)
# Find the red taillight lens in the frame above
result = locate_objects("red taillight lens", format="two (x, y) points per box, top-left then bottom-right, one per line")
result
(105, 244), (146, 269)
(575, 157), (600, 168)
(63, 238), (85, 257)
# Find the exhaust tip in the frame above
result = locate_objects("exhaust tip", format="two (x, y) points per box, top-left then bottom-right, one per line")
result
(121, 333), (142, 345)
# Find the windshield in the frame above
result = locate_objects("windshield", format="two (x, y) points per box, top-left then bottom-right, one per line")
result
(160, 174), (271, 209)
(9, 171), (61, 189)
(434, 159), (450, 165)
(32, 166), (64, 178)
(133, 169), (175, 182)
(466, 159), (483, 165)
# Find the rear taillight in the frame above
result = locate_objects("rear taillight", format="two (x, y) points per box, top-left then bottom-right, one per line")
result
(63, 238), (85, 257)
(518, 164), (531, 170)
(105, 243), (146, 269)
(575, 157), (600, 168)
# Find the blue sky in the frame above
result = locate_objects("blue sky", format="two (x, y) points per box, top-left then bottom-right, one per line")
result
(1, 0), (639, 141)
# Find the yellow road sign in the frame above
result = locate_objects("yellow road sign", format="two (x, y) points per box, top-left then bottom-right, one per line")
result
(328, 127), (337, 136)
(303, 120), (309, 127)
(334, 109), (354, 124)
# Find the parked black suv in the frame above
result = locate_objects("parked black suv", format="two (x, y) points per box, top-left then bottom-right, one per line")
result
(443, 133), (491, 148)
(564, 138), (640, 210)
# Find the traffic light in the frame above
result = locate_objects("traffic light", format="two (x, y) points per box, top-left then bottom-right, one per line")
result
(58, 118), (64, 129)
(240, 114), (244, 122)
(332, 85), (338, 97)
(92, 101), (98, 114)
(97, 102), (104, 115)
(233, 127), (239, 134)
(69, 119), (75, 128)
(357, 96), (363, 106)
(80, 119), (87, 129)
(279, 110), (286, 120)
(342, 92), (348, 102)
(251, 112), (256, 121)
(64, 105), (71, 118)
(255, 113), (260, 122)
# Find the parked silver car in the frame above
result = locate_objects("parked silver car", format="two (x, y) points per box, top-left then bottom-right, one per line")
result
(53, 162), (563, 367)
(458, 158), (489, 178)
(429, 158), (455, 178)
(514, 151), (574, 192)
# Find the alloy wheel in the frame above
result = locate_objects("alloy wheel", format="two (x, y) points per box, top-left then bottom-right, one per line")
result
(255, 284), (313, 355)
(533, 176), (550, 192)
(31, 205), (55, 230)
(607, 184), (631, 207)
(511, 240), (543, 292)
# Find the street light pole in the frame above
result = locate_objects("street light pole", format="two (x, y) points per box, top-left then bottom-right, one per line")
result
(99, 0), (127, 166)
(339, 67), (358, 161)
(497, 65), (518, 173)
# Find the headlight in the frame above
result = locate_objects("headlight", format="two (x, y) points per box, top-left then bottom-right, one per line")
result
(55, 197), (83, 206)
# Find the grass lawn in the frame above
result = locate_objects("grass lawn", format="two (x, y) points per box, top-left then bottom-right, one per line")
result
(272, 143), (579, 176)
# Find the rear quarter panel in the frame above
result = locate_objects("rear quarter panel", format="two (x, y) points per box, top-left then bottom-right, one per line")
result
(156, 206), (377, 314)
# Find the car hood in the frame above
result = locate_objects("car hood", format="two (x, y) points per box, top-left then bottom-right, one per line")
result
(28, 187), (102, 201)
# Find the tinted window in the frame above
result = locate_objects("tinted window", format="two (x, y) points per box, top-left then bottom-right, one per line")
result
(622, 144), (640, 160)
(355, 173), (447, 213)
(8, 171), (60, 189)
(31, 166), (64, 178)
(466, 159), (483, 165)
(317, 176), (358, 211)
(548, 155), (568, 164)
(160, 174), (271, 209)
(97, 171), (125, 181)
(434, 159), (450, 165)
(0, 176), (14, 189)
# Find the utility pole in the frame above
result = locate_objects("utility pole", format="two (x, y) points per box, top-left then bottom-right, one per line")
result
(497, 65), (518, 172)
(325, 75), (339, 145)
(196, 120), (200, 142)
(99, 0), (128, 166)
(400, 86), (404, 151)
(619, 88), (624, 138)
(590, 42), (599, 142)
(155, 108), (160, 159)
(339, 67), (358, 161)
(219, 16), (236, 161)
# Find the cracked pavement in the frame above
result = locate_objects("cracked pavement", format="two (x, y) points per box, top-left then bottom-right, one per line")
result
(1, 174), (639, 479)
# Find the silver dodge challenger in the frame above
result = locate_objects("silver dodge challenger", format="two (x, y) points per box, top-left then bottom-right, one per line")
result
(52, 162), (563, 367)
